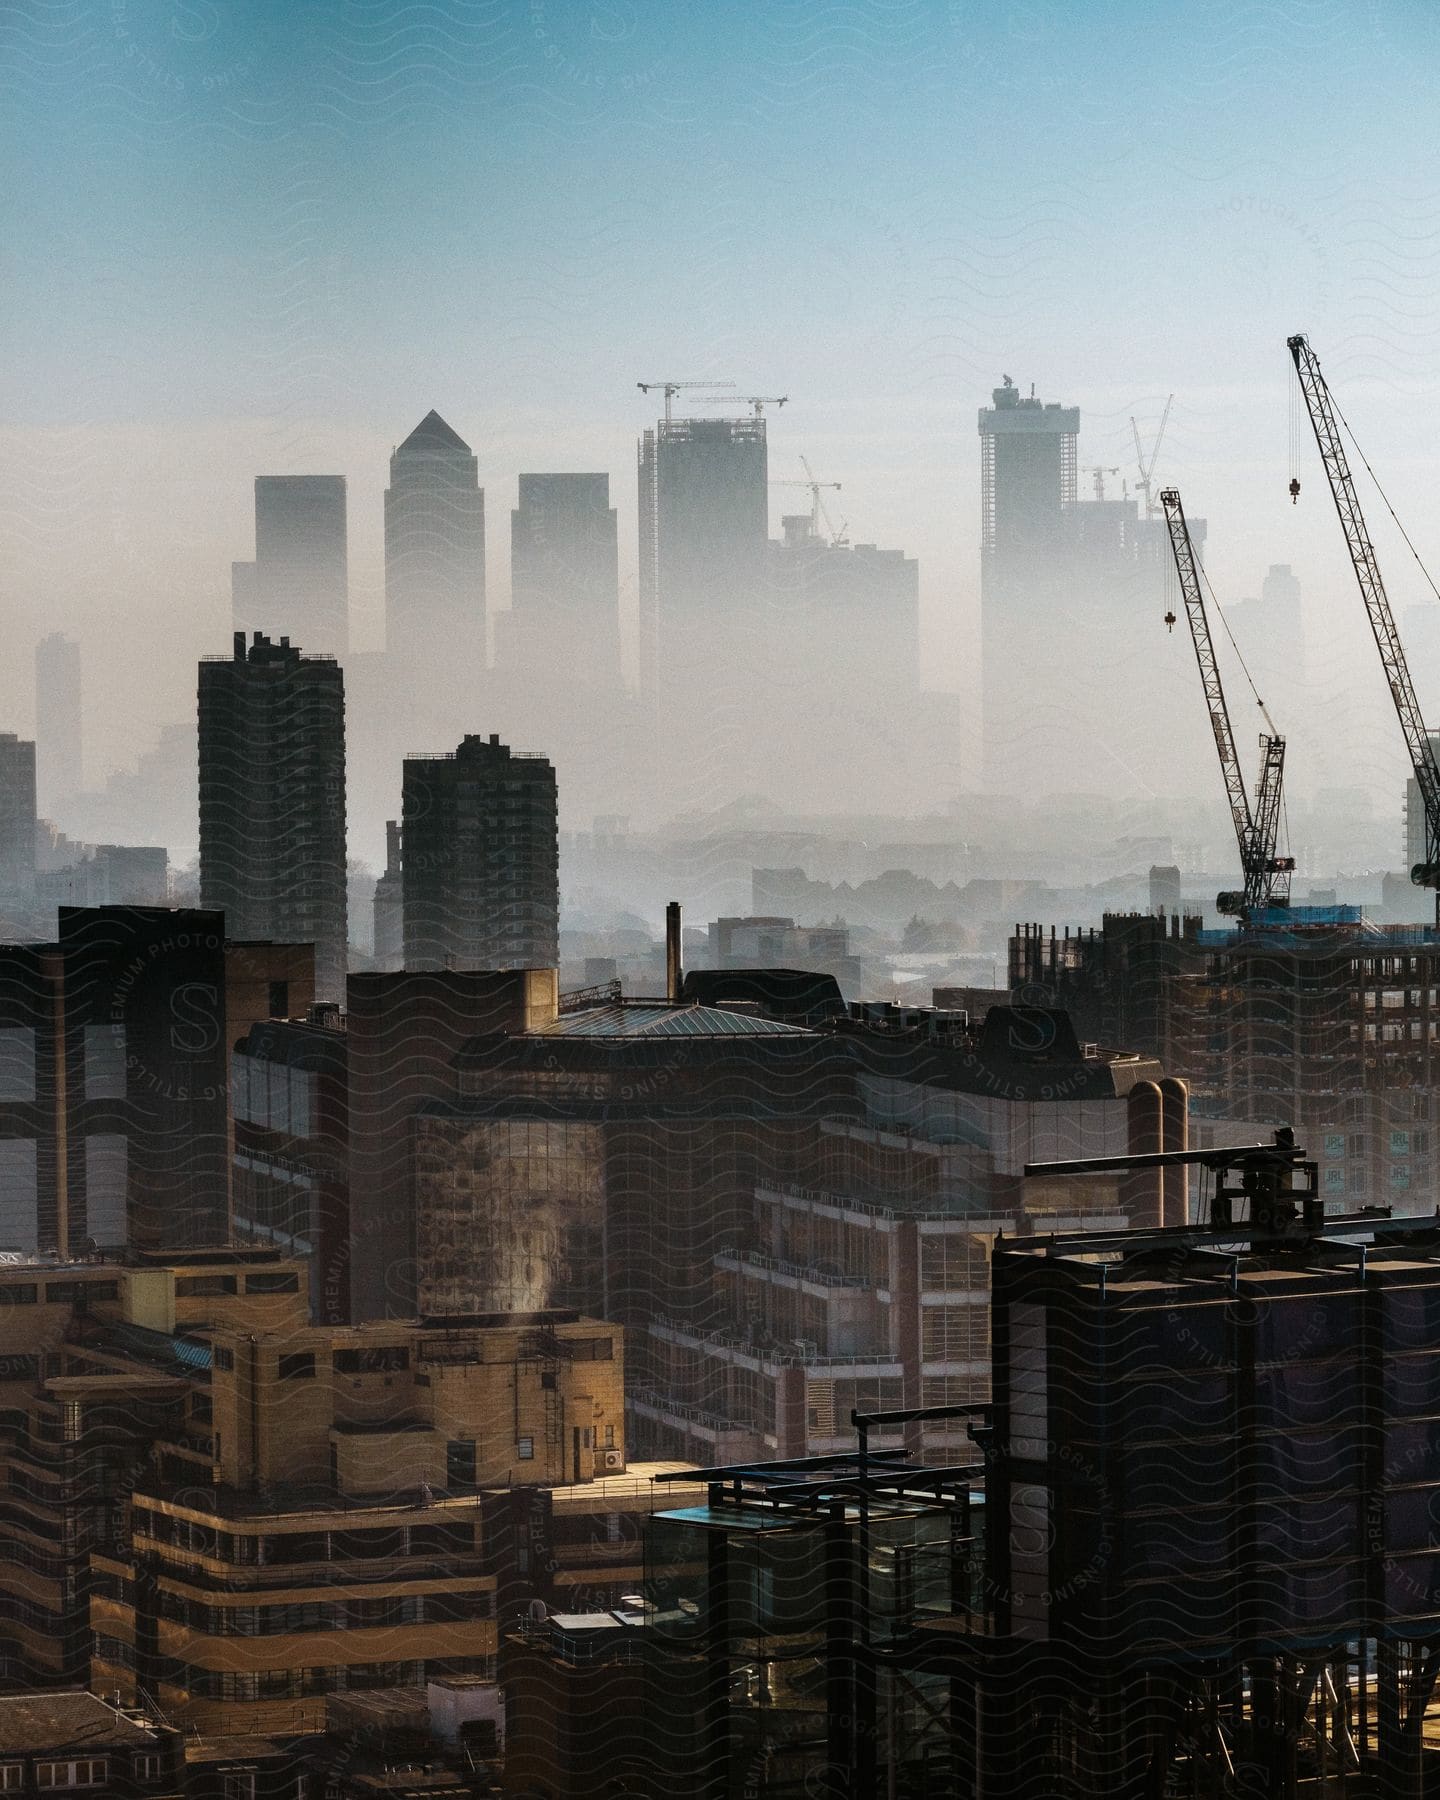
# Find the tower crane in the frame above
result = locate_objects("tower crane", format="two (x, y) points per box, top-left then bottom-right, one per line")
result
(728, 394), (789, 418)
(1131, 394), (1173, 520)
(636, 380), (735, 425)
(799, 455), (847, 546)
(1083, 465), (1121, 502)
(1288, 333), (1440, 913)
(1161, 487), (1294, 919)
(771, 464), (842, 543)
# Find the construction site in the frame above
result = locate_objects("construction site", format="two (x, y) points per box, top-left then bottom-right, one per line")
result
(1011, 336), (1440, 1226)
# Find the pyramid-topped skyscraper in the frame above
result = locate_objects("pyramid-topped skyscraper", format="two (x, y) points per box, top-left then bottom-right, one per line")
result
(384, 409), (486, 681)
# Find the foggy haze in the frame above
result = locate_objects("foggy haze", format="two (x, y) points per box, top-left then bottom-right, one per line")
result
(6, 1), (1440, 886)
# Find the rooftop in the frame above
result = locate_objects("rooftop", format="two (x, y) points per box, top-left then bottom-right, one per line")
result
(533, 1001), (811, 1039)
(0, 1690), (168, 1752)
(395, 408), (471, 456)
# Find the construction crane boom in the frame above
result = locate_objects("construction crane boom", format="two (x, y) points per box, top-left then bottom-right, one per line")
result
(1288, 334), (1440, 897)
(637, 380), (735, 425)
(771, 466), (842, 543)
(1161, 487), (1293, 918)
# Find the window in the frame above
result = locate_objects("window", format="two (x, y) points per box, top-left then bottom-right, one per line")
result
(334, 1346), (408, 1373)
(37, 1762), (110, 1790)
(213, 1346), (235, 1371)
(540, 1370), (557, 1391)
(223, 1775), (257, 1800)
(133, 1754), (163, 1779)
(176, 1274), (237, 1297)
(0, 1027), (36, 1102)
(0, 1285), (36, 1306)
(245, 1270), (299, 1295)
(278, 1353), (315, 1381)
(83, 1134), (127, 1246)
(83, 1023), (126, 1100)
(517, 1435), (535, 1460)
(0, 1767), (21, 1792)
(446, 1439), (477, 1486)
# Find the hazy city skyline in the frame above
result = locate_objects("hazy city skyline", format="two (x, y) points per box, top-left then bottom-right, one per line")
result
(8, 1), (1440, 842)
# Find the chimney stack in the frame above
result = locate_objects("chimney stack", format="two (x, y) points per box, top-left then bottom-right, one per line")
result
(665, 901), (682, 1003)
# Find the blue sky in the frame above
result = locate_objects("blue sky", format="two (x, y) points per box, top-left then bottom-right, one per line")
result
(5, 0), (1440, 810)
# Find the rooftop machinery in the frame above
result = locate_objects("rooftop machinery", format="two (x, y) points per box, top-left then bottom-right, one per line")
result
(1288, 333), (1440, 916)
(1161, 487), (1294, 919)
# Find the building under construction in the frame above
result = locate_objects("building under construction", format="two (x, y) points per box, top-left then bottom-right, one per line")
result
(618, 1149), (1440, 1799)
(1011, 908), (1440, 1214)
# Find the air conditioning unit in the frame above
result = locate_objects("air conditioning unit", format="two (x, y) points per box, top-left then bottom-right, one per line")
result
(603, 1450), (623, 1470)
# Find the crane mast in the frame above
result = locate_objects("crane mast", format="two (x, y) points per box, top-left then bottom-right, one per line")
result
(1161, 488), (1292, 918)
(1288, 334), (1440, 903)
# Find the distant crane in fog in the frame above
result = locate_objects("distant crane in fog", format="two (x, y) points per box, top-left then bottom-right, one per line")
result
(771, 457), (844, 545)
(636, 379), (735, 425)
(1131, 394), (1173, 519)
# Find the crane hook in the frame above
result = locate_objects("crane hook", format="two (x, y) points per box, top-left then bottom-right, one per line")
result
(1289, 477), (1300, 504)
(1164, 610), (1176, 633)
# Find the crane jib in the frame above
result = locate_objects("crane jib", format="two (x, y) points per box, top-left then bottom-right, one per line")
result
(1161, 487), (1291, 918)
(1289, 333), (1440, 900)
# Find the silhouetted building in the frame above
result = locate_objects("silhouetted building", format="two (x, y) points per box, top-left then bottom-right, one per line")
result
(703, 914), (860, 996)
(985, 1202), (1440, 1798)
(764, 514), (924, 809)
(384, 410), (486, 678)
(0, 907), (229, 1255)
(33, 632), (82, 814)
(372, 818), (404, 971)
(637, 1446), (978, 1798)
(35, 843), (168, 911)
(1149, 861), (1182, 915)
(198, 632), (348, 1002)
(0, 732), (37, 901)
(979, 376), (1203, 796)
(240, 474), (349, 656)
(401, 733), (557, 973)
(500, 472), (620, 686)
(638, 413), (768, 699)
(1224, 559), (1306, 700)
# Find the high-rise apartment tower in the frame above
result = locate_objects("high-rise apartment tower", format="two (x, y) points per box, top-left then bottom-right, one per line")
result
(198, 632), (348, 1002)
(401, 733), (558, 973)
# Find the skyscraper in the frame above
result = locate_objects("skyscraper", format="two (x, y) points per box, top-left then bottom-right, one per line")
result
(978, 376), (1079, 790)
(243, 476), (349, 656)
(384, 410), (486, 675)
(33, 633), (82, 812)
(637, 412), (768, 698)
(198, 633), (348, 1002)
(401, 733), (558, 972)
(977, 375), (1202, 798)
(763, 512), (923, 810)
(498, 473), (620, 686)
(0, 733), (37, 900)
